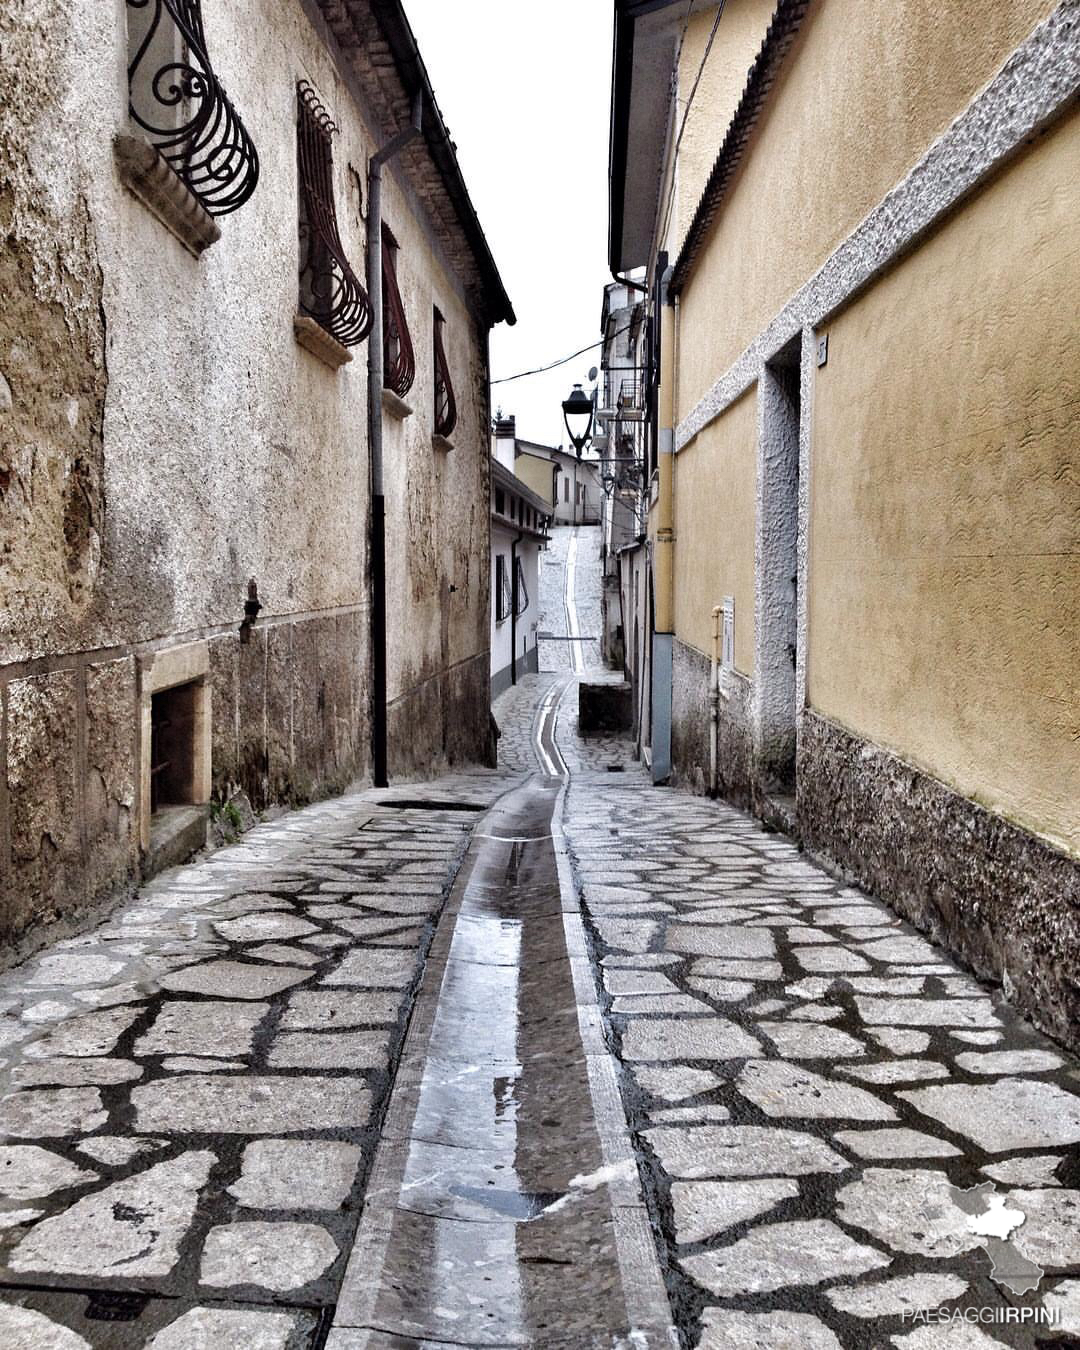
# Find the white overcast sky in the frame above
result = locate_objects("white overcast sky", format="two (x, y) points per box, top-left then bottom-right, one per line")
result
(404, 0), (614, 449)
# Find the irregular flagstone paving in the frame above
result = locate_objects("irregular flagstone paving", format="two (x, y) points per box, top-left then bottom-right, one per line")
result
(555, 677), (1080, 1348)
(0, 603), (1078, 1346)
(0, 772), (515, 1345)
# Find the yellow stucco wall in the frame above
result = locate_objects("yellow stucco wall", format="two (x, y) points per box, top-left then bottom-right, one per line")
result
(673, 387), (757, 673)
(676, 0), (1057, 413)
(514, 453), (556, 508)
(673, 1), (774, 249)
(809, 109), (1080, 857)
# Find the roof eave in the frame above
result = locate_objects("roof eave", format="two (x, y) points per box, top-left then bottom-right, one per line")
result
(358, 0), (516, 327)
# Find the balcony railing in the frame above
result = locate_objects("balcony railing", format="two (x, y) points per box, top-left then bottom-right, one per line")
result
(616, 370), (647, 421)
(127, 0), (259, 217)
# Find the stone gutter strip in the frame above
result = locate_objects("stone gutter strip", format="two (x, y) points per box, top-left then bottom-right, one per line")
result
(550, 763), (680, 1342)
(675, 2), (1080, 450)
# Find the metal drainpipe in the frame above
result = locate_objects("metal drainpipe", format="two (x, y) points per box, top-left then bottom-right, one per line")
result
(710, 604), (722, 796)
(368, 94), (422, 788)
(510, 529), (523, 685)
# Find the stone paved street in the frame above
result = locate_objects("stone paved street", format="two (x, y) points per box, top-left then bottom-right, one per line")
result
(0, 773), (514, 1346)
(0, 533), (1078, 1344)
(556, 686), (1080, 1348)
(538, 525), (603, 674)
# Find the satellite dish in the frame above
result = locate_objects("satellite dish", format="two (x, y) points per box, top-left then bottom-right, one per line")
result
(588, 366), (598, 382)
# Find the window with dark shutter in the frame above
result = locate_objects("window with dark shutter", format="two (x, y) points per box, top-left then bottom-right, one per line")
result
(296, 82), (371, 348)
(126, 0), (259, 216)
(433, 307), (458, 438)
(382, 226), (415, 398)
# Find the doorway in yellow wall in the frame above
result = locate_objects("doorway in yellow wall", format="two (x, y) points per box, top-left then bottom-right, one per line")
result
(755, 335), (802, 805)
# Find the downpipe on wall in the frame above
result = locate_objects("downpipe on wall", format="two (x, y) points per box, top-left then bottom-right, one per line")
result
(710, 603), (721, 797)
(650, 262), (675, 785)
(510, 530), (523, 686)
(368, 94), (423, 788)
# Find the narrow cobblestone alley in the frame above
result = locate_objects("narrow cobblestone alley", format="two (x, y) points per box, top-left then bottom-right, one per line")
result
(0, 528), (1077, 1348)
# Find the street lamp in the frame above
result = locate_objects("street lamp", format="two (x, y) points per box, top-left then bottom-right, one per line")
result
(561, 383), (594, 456)
(562, 382), (595, 528)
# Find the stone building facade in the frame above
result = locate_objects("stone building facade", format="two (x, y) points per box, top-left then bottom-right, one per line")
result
(0, 0), (512, 959)
(608, 0), (1079, 1046)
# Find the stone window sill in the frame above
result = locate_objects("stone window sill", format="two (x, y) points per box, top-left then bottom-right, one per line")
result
(114, 133), (221, 258)
(432, 433), (454, 453)
(294, 316), (352, 369)
(382, 388), (414, 420)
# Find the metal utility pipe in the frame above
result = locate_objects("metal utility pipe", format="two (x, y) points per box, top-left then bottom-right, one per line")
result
(710, 603), (722, 796)
(367, 93), (422, 788)
(510, 530), (524, 685)
(653, 267), (676, 635)
(611, 269), (647, 294)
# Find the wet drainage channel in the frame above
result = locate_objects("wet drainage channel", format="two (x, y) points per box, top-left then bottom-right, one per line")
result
(330, 682), (675, 1347)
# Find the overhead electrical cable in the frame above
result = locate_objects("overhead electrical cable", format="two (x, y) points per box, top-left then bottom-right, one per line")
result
(491, 320), (635, 385)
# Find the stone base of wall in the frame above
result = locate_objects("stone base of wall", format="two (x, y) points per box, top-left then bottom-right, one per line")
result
(670, 637), (753, 806)
(208, 610), (370, 812)
(0, 608), (372, 967)
(388, 649), (494, 780)
(798, 710), (1080, 1051)
(490, 645), (539, 702)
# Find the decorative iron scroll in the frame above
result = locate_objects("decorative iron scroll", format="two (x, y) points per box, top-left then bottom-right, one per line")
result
(382, 227), (415, 398)
(296, 82), (371, 347)
(126, 0), (259, 216)
(433, 308), (457, 438)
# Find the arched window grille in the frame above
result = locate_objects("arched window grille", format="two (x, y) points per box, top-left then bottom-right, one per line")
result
(433, 307), (458, 438)
(126, 0), (259, 216)
(495, 555), (511, 623)
(382, 226), (415, 398)
(513, 557), (529, 618)
(296, 82), (371, 348)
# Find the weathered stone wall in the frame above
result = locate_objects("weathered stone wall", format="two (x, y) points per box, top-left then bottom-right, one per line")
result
(0, 0), (498, 958)
(798, 710), (1080, 1052)
(670, 637), (753, 808)
(207, 613), (370, 812)
(387, 651), (494, 779)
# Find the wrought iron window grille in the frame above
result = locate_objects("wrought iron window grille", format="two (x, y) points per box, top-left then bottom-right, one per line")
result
(433, 307), (458, 439)
(513, 558), (529, 618)
(495, 555), (511, 623)
(296, 81), (372, 348)
(382, 226), (415, 398)
(126, 0), (258, 216)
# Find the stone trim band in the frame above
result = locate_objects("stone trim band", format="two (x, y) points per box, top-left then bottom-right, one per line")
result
(675, 3), (1080, 452)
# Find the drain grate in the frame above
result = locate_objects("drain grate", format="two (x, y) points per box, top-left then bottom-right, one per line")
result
(378, 798), (487, 812)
